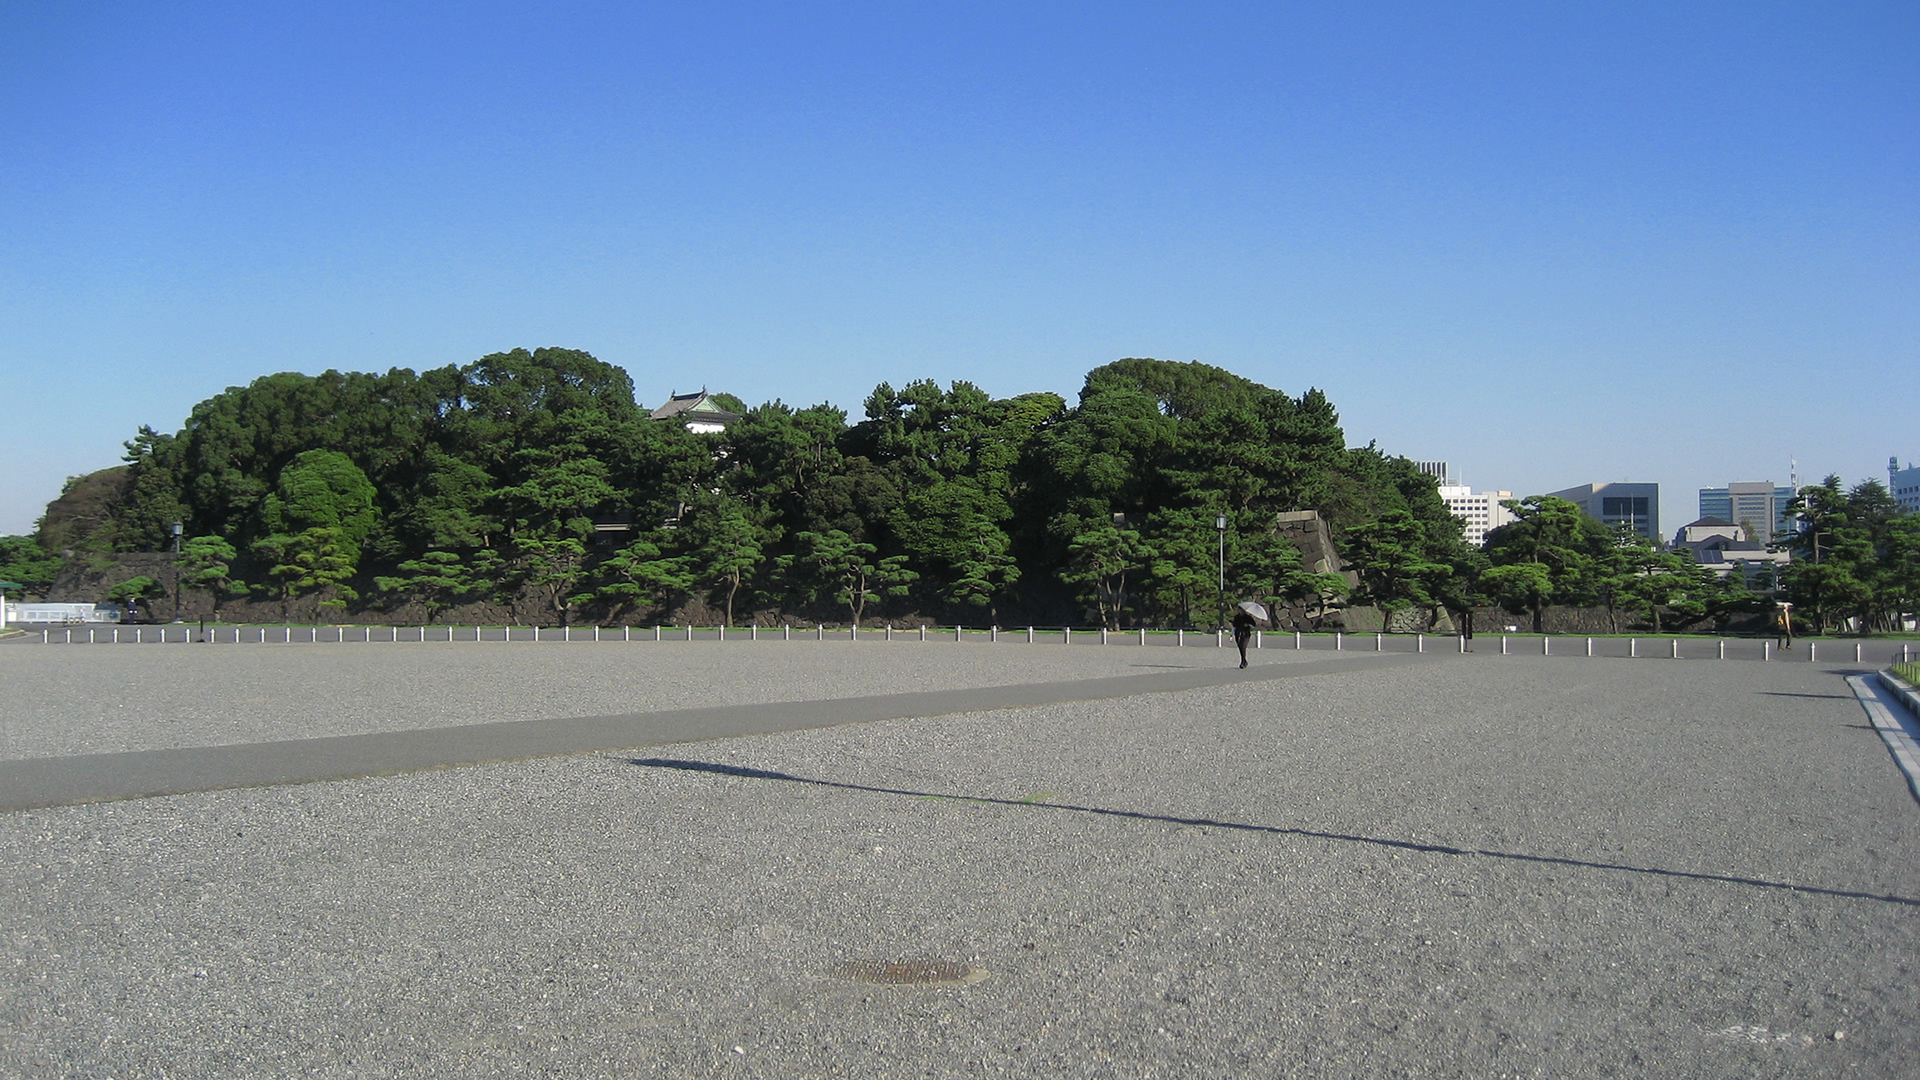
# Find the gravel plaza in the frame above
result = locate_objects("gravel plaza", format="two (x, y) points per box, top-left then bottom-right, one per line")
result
(2, 637), (1917, 1078)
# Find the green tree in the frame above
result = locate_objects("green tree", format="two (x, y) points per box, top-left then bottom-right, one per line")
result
(786, 530), (917, 626)
(374, 550), (493, 624)
(1059, 519), (1154, 629)
(1478, 563), (1553, 625)
(178, 535), (240, 619)
(0, 536), (62, 599)
(1341, 508), (1455, 628)
(254, 527), (360, 617)
(586, 533), (693, 623)
(1782, 476), (1877, 633)
(107, 576), (166, 621)
(1612, 534), (1708, 633)
(1483, 496), (1608, 632)
(514, 535), (589, 624)
(685, 501), (770, 627)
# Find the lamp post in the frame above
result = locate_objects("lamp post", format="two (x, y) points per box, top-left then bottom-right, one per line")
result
(1216, 513), (1228, 629)
(171, 521), (183, 622)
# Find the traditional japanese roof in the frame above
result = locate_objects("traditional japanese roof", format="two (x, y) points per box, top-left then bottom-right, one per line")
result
(649, 389), (742, 427)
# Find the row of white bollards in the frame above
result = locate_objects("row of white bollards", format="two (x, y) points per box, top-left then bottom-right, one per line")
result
(29, 624), (1919, 664)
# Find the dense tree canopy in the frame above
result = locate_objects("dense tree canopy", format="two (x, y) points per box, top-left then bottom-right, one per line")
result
(1780, 476), (1920, 633)
(15, 349), (1514, 627)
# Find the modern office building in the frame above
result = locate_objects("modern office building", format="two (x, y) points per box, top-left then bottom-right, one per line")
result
(1414, 461), (1450, 485)
(1698, 481), (1797, 544)
(1438, 483), (1515, 547)
(1891, 457), (1920, 514)
(1548, 482), (1660, 541)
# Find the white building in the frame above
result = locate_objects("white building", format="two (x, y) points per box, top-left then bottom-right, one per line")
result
(3, 602), (122, 624)
(1438, 484), (1516, 547)
(1891, 457), (1920, 514)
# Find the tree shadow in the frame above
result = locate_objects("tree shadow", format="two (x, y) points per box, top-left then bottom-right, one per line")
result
(627, 757), (1919, 909)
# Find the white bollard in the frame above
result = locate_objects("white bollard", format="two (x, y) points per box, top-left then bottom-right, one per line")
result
(1027, 626), (1035, 644)
(1543, 636), (1549, 656)
(1500, 635), (1507, 655)
(1295, 631), (1302, 650)
(1101, 628), (1109, 645)
(1764, 641), (1772, 661)
(1855, 642), (1862, 662)
(1629, 638), (1636, 658)
(1256, 630), (1262, 650)
(1217, 629), (1224, 648)
(1140, 627), (1147, 646)
(1336, 632), (1343, 651)
(919, 626), (926, 642)
(1810, 642), (1818, 663)
(1064, 627), (1071, 645)
(1718, 638), (1725, 659)
(1417, 633), (1423, 653)
(1178, 629), (1185, 647)
(1376, 633), (1383, 651)
(1586, 637), (1592, 657)
(1671, 639), (1679, 659)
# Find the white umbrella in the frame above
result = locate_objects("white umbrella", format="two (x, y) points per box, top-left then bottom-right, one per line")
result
(1236, 600), (1271, 625)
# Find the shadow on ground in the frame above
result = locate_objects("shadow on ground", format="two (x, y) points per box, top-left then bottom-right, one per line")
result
(628, 756), (1920, 910)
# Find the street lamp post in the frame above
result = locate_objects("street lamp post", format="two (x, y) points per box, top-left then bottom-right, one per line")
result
(1216, 513), (1228, 629)
(171, 521), (183, 622)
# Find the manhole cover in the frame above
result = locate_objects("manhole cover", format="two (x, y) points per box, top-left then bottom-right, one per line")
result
(831, 960), (987, 986)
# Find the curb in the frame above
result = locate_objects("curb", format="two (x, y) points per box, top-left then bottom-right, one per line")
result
(1876, 669), (1920, 719)
(1850, 671), (1920, 805)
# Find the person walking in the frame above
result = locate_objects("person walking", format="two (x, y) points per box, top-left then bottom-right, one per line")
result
(1232, 607), (1257, 669)
(1774, 601), (1794, 650)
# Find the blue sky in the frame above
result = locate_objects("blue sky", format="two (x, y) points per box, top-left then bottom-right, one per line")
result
(3, 1), (1915, 537)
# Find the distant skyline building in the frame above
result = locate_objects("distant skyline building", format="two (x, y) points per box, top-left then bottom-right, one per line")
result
(1892, 457), (1920, 514)
(1414, 461), (1449, 485)
(1438, 483), (1515, 547)
(1697, 481), (1796, 545)
(1548, 481), (1660, 541)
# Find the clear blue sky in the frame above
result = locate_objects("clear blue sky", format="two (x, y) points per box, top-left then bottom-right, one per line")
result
(3, 1), (1915, 537)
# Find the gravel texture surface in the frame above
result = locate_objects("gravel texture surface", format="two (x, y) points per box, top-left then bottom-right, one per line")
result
(0, 638), (1289, 760)
(2, 650), (1916, 1078)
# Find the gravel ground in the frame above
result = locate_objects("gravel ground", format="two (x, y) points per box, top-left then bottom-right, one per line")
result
(0, 639), (1281, 760)
(2, 651), (1915, 1078)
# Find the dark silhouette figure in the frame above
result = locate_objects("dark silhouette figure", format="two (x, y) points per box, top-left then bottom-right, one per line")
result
(1232, 609), (1257, 668)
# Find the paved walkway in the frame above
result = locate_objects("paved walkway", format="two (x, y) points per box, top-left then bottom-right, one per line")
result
(0, 654), (1425, 810)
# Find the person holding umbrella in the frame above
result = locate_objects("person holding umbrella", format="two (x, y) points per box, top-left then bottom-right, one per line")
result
(1232, 600), (1268, 669)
